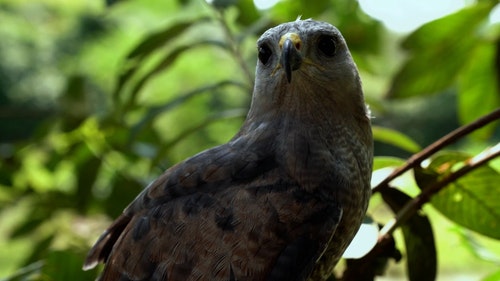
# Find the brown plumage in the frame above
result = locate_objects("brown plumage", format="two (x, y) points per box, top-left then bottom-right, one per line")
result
(83, 19), (373, 281)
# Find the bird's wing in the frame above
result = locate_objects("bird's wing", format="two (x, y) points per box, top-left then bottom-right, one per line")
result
(84, 141), (342, 281)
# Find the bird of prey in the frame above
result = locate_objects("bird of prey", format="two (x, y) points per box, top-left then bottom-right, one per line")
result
(83, 19), (373, 281)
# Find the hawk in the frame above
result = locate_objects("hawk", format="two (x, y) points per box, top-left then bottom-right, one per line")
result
(84, 19), (373, 281)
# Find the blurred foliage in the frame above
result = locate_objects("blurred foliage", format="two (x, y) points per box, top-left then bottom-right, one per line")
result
(0, 0), (499, 280)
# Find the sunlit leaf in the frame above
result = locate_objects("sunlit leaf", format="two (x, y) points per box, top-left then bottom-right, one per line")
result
(415, 151), (500, 239)
(389, 39), (474, 98)
(389, 3), (495, 98)
(372, 126), (421, 153)
(381, 188), (436, 281)
(372, 156), (406, 171)
(453, 228), (500, 263)
(457, 42), (500, 139)
(482, 269), (500, 281)
(401, 3), (495, 50)
(372, 156), (407, 188)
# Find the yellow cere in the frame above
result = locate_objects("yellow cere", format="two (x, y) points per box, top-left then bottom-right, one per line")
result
(279, 32), (302, 50)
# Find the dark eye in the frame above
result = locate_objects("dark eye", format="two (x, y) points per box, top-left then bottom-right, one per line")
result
(258, 44), (272, 65)
(318, 35), (336, 57)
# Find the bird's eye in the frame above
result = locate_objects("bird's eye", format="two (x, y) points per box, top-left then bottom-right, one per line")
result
(318, 35), (336, 57)
(258, 45), (272, 65)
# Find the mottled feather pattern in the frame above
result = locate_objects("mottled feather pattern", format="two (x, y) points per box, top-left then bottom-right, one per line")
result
(84, 19), (372, 281)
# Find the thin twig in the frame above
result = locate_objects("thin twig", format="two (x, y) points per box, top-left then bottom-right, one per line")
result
(213, 9), (255, 88)
(379, 143), (500, 237)
(373, 108), (500, 194)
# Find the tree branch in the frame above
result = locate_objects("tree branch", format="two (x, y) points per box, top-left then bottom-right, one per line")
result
(212, 9), (255, 88)
(373, 108), (500, 194)
(379, 143), (500, 237)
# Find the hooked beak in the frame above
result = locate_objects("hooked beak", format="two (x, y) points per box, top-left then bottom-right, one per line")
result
(280, 33), (303, 83)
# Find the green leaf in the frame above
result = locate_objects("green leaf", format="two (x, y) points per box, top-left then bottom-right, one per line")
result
(152, 108), (246, 165)
(41, 250), (98, 281)
(234, 0), (260, 25)
(113, 17), (211, 102)
(126, 17), (210, 61)
(210, 0), (238, 10)
(58, 75), (90, 132)
(75, 147), (102, 213)
(10, 214), (45, 238)
(415, 151), (500, 239)
(389, 3), (495, 98)
(373, 156), (406, 171)
(105, 173), (143, 217)
(371, 157), (407, 188)
(129, 80), (247, 144)
(272, 0), (331, 22)
(454, 228), (500, 263)
(482, 269), (500, 281)
(125, 40), (227, 109)
(381, 188), (437, 281)
(1, 261), (44, 281)
(372, 126), (421, 153)
(22, 235), (55, 266)
(401, 3), (495, 51)
(457, 42), (500, 139)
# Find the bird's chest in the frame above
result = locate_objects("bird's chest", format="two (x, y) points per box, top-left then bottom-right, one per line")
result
(280, 128), (371, 221)
(281, 131), (348, 189)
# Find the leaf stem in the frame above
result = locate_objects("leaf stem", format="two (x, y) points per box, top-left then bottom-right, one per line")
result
(373, 108), (500, 194)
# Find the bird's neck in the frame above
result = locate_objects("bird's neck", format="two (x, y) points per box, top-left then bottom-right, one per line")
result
(243, 89), (371, 151)
(237, 81), (372, 193)
(237, 103), (372, 191)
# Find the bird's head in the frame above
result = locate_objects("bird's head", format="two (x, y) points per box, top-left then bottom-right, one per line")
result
(248, 19), (369, 127)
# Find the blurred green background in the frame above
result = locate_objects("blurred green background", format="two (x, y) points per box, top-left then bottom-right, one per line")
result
(0, 0), (499, 280)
